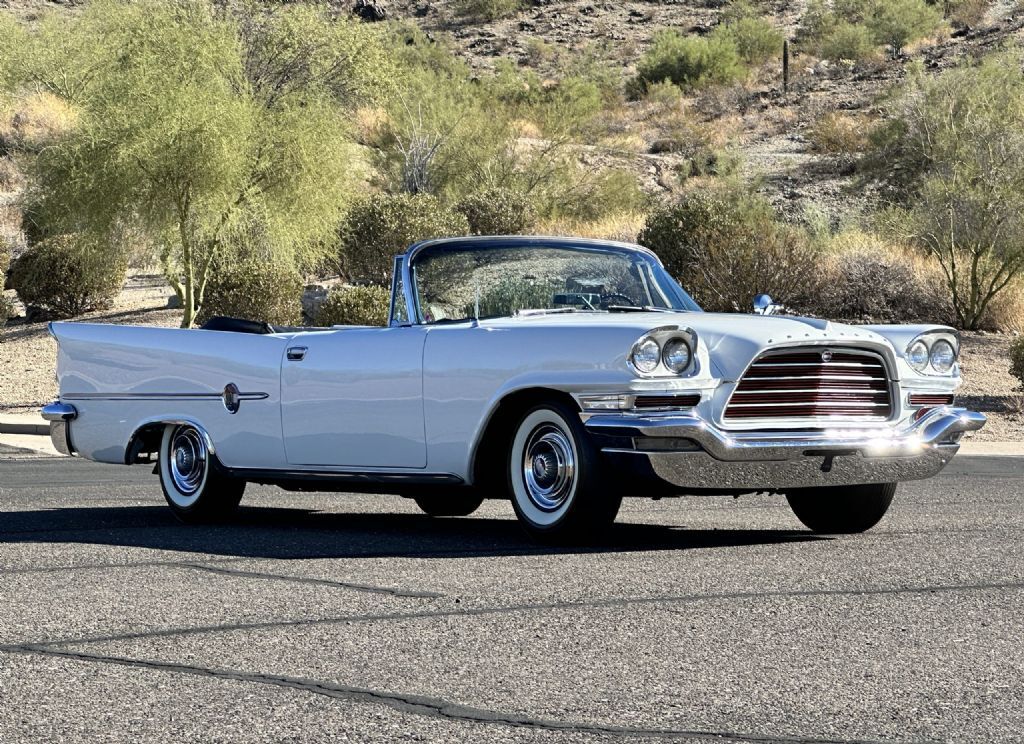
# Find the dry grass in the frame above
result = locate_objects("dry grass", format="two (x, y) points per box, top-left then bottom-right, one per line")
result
(537, 211), (647, 243)
(351, 106), (392, 148)
(0, 90), (78, 153)
(0, 157), (22, 192)
(808, 111), (870, 155)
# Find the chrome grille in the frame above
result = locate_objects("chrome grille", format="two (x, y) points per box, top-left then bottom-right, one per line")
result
(724, 348), (892, 421)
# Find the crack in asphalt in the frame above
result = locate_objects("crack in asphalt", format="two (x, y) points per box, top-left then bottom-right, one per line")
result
(0, 558), (440, 598)
(177, 563), (443, 598)
(30, 579), (1024, 649)
(2, 644), (920, 744)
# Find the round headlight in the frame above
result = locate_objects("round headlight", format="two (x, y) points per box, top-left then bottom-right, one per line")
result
(631, 337), (661, 374)
(929, 339), (956, 373)
(906, 340), (929, 372)
(662, 338), (692, 373)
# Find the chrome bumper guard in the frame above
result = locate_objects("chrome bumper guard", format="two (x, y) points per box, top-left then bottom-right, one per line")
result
(41, 402), (77, 456)
(585, 406), (986, 491)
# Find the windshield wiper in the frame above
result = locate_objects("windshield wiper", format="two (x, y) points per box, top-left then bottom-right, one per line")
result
(605, 305), (676, 313)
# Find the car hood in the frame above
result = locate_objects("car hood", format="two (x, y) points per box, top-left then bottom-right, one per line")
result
(479, 311), (897, 380)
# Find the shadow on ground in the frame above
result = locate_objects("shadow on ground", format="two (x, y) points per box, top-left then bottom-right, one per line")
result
(0, 504), (826, 559)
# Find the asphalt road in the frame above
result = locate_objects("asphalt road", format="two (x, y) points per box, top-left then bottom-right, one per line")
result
(0, 455), (1021, 743)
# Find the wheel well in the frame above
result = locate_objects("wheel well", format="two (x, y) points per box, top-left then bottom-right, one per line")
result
(470, 387), (579, 490)
(125, 423), (166, 465)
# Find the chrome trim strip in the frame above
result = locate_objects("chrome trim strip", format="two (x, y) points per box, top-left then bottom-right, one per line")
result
(726, 401), (890, 409)
(63, 392), (269, 402)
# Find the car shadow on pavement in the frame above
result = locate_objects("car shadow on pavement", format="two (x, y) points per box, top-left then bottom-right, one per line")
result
(0, 504), (827, 559)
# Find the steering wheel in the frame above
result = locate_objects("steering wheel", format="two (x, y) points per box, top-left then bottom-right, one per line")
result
(600, 292), (639, 308)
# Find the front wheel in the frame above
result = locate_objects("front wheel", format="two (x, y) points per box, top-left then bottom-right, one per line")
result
(786, 482), (896, 534)
(507, 401), (621, 542)
(159, 424), (244, 524)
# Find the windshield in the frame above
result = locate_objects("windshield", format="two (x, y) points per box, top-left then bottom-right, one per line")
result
(409, 242), (701, 324)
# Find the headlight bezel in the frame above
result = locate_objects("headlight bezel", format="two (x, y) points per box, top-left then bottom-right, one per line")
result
(630, 336), (661, 374)
(628, 326), (698, 378)
(905, 332), (960, 376)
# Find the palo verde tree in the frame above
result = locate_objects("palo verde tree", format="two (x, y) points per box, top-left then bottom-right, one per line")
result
(866, 51), (1024, 329)
(9, 0), (395, 327)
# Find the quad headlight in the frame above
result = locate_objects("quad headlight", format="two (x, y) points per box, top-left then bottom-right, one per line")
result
(906, 335), (958, 375)
(929, 339), (956, 373)
(631, 337), (661, 374)
(662, 338), (692, 373)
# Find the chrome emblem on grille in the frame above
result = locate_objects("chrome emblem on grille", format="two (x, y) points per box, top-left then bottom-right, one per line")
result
(820, 350), (833, 363)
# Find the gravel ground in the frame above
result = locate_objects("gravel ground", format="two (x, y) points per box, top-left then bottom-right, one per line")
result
(2, 276), (1020, 439)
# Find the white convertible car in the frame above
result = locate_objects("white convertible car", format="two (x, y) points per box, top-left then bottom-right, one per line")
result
(43, 236), (985, 540)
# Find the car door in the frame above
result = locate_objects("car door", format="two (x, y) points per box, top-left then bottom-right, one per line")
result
(280, 327), (428, 468)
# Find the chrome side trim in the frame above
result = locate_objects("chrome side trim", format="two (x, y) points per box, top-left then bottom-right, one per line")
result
(62, 392), (268, 402)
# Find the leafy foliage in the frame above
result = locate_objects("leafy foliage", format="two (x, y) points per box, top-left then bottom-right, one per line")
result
(339, 193), (469, 284)
(314, 285), (390, 327)
(800, 0), (944, 58)
(197, 259), (303, 327)
(472, 276), (561, 319)
(454, 0), (524, 20)
(456, 188), (537, 235)
(820, 22), (878, 62)
(637, 183), (823, 313)
(9, 234), (127, 318)
(1010, 336), (1024, 389)
(636, 30), (746, 92)
(4, 1), (393, 327)
(865, 53), (1024, 328)
(719, 15), (785, 66)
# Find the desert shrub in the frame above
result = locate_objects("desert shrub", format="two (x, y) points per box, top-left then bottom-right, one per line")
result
(644, 79), (684, 108)
(636, 30), (745, 92)
(1010, 336), (1024, 388)
(637, 184), (824, 312)
(314, 285), (390, 327)
(0, 237), (9, 327)
(339, 193), (469, 284)
(816, 232), (952, 323)
(800, 0), (943, 58)
(808, 112), (869, 154)
(820, 22), (878, 62)
(719, 16), (784, 66)
(0, 294), (10, 327)
(454, 0), (523, 20)
(0, 91), (77, 154)
(197, 260), (303, 327)
(9, 234), (126, 318)
(937, 0), (991, 28)
(677, 147), (743, 182)
(456, 188), (537, 235)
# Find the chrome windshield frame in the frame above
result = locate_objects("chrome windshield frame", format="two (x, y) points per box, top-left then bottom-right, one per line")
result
(399, 236), (698, 326)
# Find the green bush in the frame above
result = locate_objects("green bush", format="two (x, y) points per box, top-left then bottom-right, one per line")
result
(339, 193), (469, 284)
(820, 22), (878, 62)
(314, 285), (390, 327)
(677, 147), (743, 182)
(456, 188), (537, 236)
(1010, 336), (1024, 389)
(720, 16), (784, 66)
(9, 234), (126, 318)
(636, 30), (746, 92)
(472, 276), (561, 318)
(637, 184), (823, 312)
(197, 260), (303, 327)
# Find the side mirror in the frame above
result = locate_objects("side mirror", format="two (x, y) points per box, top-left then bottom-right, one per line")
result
(752, 294), (776, 315)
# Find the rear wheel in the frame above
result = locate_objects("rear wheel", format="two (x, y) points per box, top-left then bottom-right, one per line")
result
(507, 401), (621, 542)
(159, 424), (244, 523)
(414, 491), (484, 517)
(786, 482), (896, 534)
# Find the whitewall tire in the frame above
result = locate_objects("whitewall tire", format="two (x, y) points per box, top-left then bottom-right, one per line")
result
(159, 424), (244, 523)
(507, 401), (621, 541)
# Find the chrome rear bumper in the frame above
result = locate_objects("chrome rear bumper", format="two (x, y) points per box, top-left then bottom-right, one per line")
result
(585, 406), (986, 491)
(42, 402), (77, 456)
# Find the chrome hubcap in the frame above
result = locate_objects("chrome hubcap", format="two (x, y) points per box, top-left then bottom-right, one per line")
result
(522, 424), (575, 511)
(169, 427), (206, 495)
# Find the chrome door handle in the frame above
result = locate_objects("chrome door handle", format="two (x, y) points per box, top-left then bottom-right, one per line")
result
(286, 346), (307, 361)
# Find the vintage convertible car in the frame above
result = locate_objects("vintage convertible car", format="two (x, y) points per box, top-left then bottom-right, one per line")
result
(43, 236), (985, 540)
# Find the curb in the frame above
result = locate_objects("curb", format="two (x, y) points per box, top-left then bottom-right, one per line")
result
(0, 421), (48, 436)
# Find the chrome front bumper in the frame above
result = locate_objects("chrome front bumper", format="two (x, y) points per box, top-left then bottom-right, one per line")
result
(42, 402), (77, 456)
(585, 406), (986, 491)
